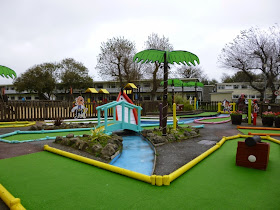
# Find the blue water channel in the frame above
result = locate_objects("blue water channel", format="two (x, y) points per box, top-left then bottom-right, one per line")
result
(110, 134), (154, 176)
(110, 114), (228, 176)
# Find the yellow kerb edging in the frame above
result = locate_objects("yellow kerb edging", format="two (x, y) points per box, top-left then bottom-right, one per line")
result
(0, 121), (36, 128)
(44, 135), (280, 187)
(0, 184), (26, 210)
(44, 145), (151, 184)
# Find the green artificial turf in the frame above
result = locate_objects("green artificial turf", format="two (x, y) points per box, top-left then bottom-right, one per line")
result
(179, 112), (218, 118)
(198, 117), (230, 123)
(2, 130), (92, 141)
(1, 138), (279, 209)
(238, 129), (280, 135)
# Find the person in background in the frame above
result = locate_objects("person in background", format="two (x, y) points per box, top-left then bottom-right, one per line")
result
(237, 94), (246, 113)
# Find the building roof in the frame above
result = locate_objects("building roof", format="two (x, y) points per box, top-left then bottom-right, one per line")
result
(98, 89), (109, 94)
(85, 88), (98, 93)
(124, 83), (137, 89)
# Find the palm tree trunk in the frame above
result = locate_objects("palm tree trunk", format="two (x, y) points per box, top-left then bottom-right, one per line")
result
(162, 53), (168, 136)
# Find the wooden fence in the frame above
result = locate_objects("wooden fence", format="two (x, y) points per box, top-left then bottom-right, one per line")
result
(1, 100), (280, 122)
(0, 101), (114, 122)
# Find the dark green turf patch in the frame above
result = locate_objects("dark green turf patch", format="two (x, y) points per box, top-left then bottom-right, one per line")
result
(0, 138), (279, 209)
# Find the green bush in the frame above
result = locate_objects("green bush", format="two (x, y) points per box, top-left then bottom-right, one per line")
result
(167, 93), (193, 111)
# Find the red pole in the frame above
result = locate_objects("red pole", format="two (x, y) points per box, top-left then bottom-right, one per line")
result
(253, 113), (257, 126)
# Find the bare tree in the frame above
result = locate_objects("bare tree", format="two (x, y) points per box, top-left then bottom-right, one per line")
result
(96, 37), (142, 88)
(144, 33), (173, 100)
(175, 65), (205, 79)
(218, 25), (280, 102)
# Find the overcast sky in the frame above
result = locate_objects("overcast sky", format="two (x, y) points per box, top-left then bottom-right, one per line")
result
(0, 0), (279, 85)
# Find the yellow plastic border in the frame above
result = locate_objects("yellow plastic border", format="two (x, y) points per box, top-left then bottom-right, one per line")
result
(0, 184), (26, 210)
(44, 134), (280, 186)
(0, 121), (36, 128)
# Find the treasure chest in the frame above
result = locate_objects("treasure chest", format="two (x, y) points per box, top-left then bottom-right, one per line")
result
(236, 136), (270, 170)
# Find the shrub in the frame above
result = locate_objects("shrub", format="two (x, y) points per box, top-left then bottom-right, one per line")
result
(54, 117), (63, 126)
(262, 111), (275, 117)
(167, 93), (193, 111)
(230, 110), (242, 116)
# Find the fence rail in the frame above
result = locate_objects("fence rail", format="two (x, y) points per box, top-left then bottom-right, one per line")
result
(1, 100), (280, 122)
(0, 101), (114, 122)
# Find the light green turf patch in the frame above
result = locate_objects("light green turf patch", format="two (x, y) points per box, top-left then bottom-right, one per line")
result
(238, 129), (280, 135)
(2, 130), (92, 141)
(179, 112), (218, 118)
(0, 138), (279, 209)
(198, 117), (230, 123)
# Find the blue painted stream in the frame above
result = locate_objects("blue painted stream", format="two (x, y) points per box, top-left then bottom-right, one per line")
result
(110, 134), (154, 176)
(110, 114), (229, 175)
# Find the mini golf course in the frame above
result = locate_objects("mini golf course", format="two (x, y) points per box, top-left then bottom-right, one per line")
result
(194, 116), (231, 124)
(0, 121), (35, 128)
(1, 137), (279, 209)
(238, 128), (280, 136)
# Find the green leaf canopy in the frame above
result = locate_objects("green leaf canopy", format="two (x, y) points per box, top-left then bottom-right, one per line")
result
(0, 65), (17, 79)
(133, 49), (200, 66)
(160, 79), (184, 87)
(184, 81), (204, 87)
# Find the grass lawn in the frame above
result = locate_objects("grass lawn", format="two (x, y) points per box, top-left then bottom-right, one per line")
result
(0, 138), (279, 209)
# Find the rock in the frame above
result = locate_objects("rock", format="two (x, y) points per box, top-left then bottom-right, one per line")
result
(61, 138), (69, 145)
(108, 138), (122, 147)
(75, 140), (82, 148)
(83, 134), (90, 137)
(141, 129), (153, 137)
(91, 143), (103, 154)
(68, 124), (74, 128)
(69, 137), (78, 145)
(66, 133), (74, 138)
(147, 132), (156, 138)
(101, 144), (116, 159)
(79, 141), (89, 151)
(152, 136), (167, 144)
(54, 136), (63, 143)
(29, 125), (37, 130)
(108, 143), (118, 150)
(166, 134), (176, 142)
(184, 131), (191, 137)
(190, 131), (197, 136)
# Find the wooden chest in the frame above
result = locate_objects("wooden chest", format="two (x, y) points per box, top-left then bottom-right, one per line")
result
(236, 141), (270, 170)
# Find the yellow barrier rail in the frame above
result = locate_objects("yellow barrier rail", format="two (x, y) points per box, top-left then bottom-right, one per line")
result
(44, 145), (152, 184)
(0, 184), (26, 210)
(0, 121), (36, 128)
(44, 134), (280, 187)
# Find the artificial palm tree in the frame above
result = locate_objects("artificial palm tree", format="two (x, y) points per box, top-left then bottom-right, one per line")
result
(133, 49), (199, 135)
(0, 65), (17, 79)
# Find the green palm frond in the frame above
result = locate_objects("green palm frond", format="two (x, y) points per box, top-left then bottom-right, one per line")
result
(0, 65), (17, 79)
(133, 49), (165, 63)
(168, 51), (200, 66)
(133, 49), (199, 66)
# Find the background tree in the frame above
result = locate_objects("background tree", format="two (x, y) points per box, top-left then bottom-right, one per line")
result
(144, 33), (173, 100)
(96, 37), (142, 88)
(221, 71), (258, 83)
(58, 58), (93, 95)
(174, 65), (217, 85)
(13, 63), (58, 99)
(218, 25), (280, 102)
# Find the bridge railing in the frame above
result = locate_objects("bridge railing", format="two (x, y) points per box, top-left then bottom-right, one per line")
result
(96, 101), (142, 133)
